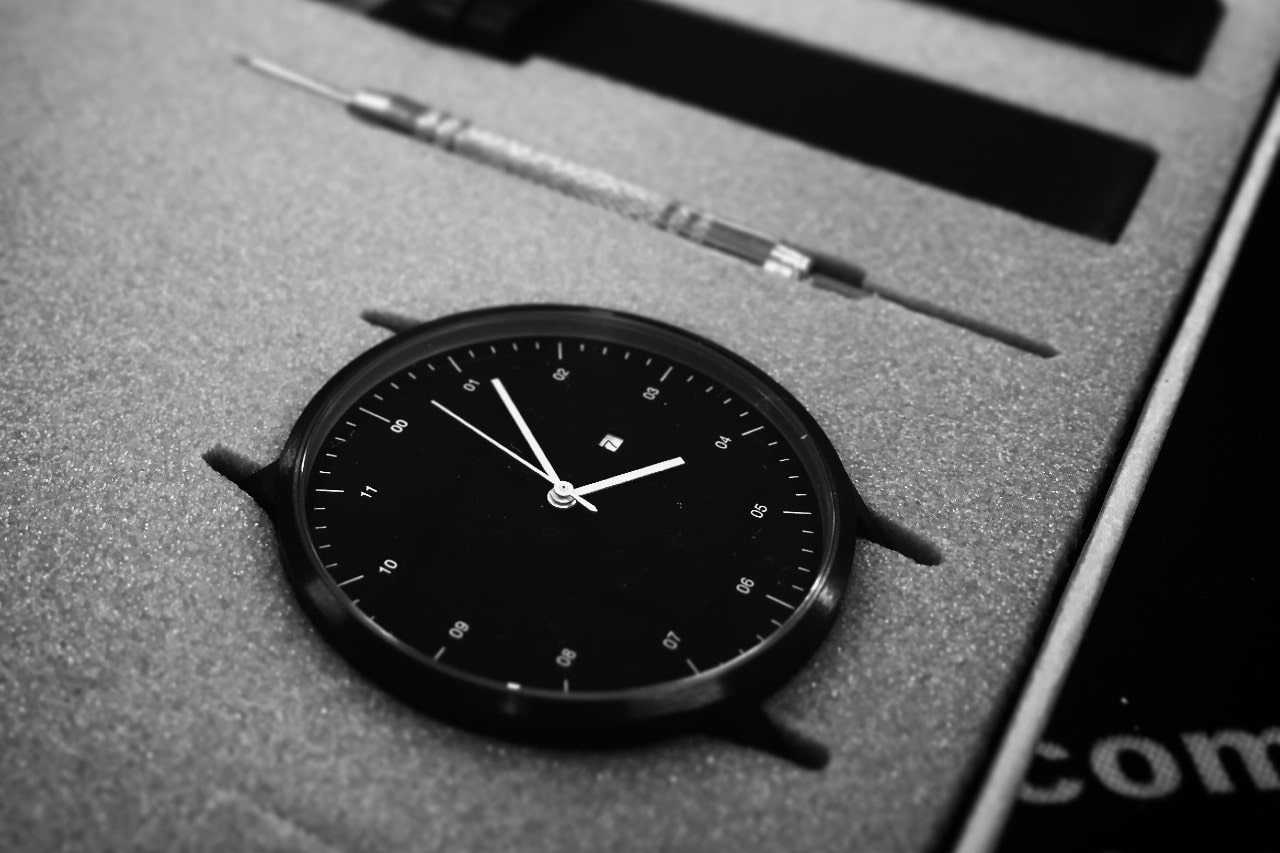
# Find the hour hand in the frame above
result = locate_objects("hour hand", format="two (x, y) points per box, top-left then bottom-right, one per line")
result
(491, 378), (597, 513)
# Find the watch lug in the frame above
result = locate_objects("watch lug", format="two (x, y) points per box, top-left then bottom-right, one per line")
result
(853, 494), (943, 566)
(361, 309), (425, 334)
(203, 444), (279, 513)
(702, 704), (830, 770)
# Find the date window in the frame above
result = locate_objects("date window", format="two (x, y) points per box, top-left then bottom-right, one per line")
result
(598, 434), (624, 453)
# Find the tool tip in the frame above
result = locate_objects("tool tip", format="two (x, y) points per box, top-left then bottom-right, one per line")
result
(232, 53), (351, 103)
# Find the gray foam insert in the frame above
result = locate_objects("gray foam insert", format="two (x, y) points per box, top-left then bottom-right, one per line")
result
(2, 0), (1277, 850)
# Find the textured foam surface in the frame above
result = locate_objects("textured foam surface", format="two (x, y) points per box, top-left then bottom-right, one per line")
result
(2, 0), (1277, 850)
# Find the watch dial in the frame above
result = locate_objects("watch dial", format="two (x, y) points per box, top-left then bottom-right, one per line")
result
(291, 309), (851, 701)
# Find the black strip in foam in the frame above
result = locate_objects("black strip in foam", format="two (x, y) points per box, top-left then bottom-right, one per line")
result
(532, 0), (1155, 242)
(910, 0), (1224, 74)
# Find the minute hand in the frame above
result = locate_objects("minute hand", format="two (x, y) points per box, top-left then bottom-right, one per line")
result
(571, 457), (686, 498)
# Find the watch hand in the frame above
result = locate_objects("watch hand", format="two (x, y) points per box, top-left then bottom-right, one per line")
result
(431, 399), (549, 481)
(571, 457), (686, 498)
(430, 398), (598, 512)
(491, 378), (560, 482)
(490, 378), (598, 513)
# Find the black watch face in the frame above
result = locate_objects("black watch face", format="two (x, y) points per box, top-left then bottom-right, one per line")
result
(271, 305), (858, 733)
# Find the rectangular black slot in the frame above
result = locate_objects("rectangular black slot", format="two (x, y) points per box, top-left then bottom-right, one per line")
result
(910, 0), (1223, 74)
(535, 0), (1155, 242)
